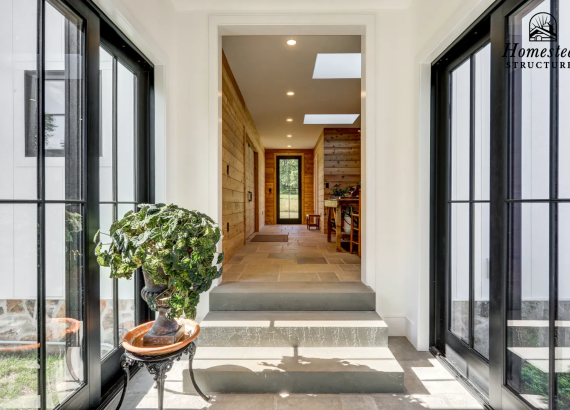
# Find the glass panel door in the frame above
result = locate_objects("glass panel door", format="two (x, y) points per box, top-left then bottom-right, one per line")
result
(99, 47), (137, 360)
(0, 1), (90, 408)
(277, 156), (302, 224)
(443, 41), (492, 395)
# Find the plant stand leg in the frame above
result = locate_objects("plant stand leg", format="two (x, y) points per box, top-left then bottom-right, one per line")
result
(188, 342), (210, 401)
(156, 367), (167, 410)
(115, 354), (132, 410)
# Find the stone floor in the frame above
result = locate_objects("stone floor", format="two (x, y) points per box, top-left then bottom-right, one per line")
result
(104, 337), (483, 410)
(223, 225), (361, 283)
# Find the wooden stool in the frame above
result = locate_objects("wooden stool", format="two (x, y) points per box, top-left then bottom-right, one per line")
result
(306, 214), (320, 230)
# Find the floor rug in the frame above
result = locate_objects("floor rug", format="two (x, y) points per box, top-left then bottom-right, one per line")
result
(250, 234), (289, 242)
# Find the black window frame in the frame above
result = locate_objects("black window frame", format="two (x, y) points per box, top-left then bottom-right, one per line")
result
(0, 1), (154, 409)
(276, 155), (303, 225)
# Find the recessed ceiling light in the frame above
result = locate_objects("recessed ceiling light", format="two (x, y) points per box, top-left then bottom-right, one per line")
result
(303, 114), (360, 124)
(287, 91), (295, 96)
(287, 145), (291, 148)
(313, 53), (361, 79)
(287, 135), (292, 138)
(287, 39), (296, 46)
(287, 118), (293, 122)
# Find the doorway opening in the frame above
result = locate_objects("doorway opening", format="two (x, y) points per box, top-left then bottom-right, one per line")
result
(276, 155), (303, 224)
(219, 34), (363, 283)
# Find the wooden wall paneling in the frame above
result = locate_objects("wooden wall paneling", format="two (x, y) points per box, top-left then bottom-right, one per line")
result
(221, 51), (265, 263)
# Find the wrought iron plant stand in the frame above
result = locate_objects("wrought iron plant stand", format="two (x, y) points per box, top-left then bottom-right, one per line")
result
(114, 341), (209, 410)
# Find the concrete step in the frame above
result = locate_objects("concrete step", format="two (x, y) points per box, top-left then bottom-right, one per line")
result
(197, 311), (388, 347)
(508, 320), (570, 348)
(183, 346), (404, 394)
(209, 282), (375, 311)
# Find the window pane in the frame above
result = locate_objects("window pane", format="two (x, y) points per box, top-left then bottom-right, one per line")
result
(0, 0), (37, 200)
(99, 204), (114, 359)
(474, 44), (490, 201)
(0, 204), (39, 409)
(450, 203), (469, 341)
(451, 59), (470, 201)
(473, 203), (490, 358)
(45, 203), (85, 408)
(117, 62), (135, 202)
(45, 80), (65, 114)
(117, 204), (135, 343)
(507, 203), (549, 409)
(509, 0), (551, 201)
(558, 205), (570, 409)
(99, 47), (114, 202)
(44, 1), (84, 201)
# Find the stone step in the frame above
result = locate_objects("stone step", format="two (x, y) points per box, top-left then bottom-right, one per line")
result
(508, 346), (570, 373)
(197, 311), (388, 347)
(183, 346), (404, 394)
(508, 320), (570, 348)
(209, 282), (375, 311)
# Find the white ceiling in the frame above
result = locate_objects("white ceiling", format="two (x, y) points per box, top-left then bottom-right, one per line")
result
(172, 0), (412, 11)
(222, 35), (361, 149)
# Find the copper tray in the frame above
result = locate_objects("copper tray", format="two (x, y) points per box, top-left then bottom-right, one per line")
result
(122, 318), (200, 356)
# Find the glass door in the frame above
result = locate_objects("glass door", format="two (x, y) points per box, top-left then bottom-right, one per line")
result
(432, 34), (492, 397)
(432, 0), (570, 408)
(503, 0), (569, 408)
(0, 1), (153, 408)
(276, 156), (302, 224)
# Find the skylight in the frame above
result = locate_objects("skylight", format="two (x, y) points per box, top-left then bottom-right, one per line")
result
(303, 114), (360, 124)
(312, 53), (361, 79)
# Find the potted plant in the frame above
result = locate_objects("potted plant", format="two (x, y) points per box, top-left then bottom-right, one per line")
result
(331, 184), (350, 198)
(94, 203), (224, 346)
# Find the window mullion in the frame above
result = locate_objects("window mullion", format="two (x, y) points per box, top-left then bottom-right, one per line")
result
(549, 0), (560, 408)
(36, 0), (47, 408)
(112, 57), (120, 348)
(469, 54), (476, 349)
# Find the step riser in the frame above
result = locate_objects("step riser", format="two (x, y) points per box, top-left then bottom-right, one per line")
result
(197, 327), (388, 347)
(209, 293), (376, 311)
(183, 370), (404, 394)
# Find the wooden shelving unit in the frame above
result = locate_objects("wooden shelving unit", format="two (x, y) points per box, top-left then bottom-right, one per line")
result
(350, 196), (360, 256)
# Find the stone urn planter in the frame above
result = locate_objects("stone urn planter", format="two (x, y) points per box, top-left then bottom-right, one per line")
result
(140, 269), (184, 346)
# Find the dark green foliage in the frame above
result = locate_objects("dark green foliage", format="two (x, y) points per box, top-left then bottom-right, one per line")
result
(332, 184), (349, 197)
(94, 203), (224, 319)
(521, 362), (570, 408)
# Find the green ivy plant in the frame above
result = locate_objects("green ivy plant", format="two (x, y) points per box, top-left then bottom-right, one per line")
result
(94, 203), (224, 319)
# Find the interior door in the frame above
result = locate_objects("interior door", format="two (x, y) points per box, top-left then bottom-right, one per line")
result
(276, 156), (302, 224)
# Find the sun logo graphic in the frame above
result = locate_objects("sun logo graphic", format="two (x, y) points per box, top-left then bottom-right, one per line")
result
(529, 12), (557, 42)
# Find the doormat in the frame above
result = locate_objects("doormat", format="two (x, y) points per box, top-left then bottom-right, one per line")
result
(250, 234), (289, 242)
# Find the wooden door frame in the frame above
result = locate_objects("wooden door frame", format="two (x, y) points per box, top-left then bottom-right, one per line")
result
(243, 130), (259, 242)
(274, 153), (304, 224)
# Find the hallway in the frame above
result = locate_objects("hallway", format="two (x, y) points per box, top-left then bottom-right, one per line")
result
(223, 225), (361, 283)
